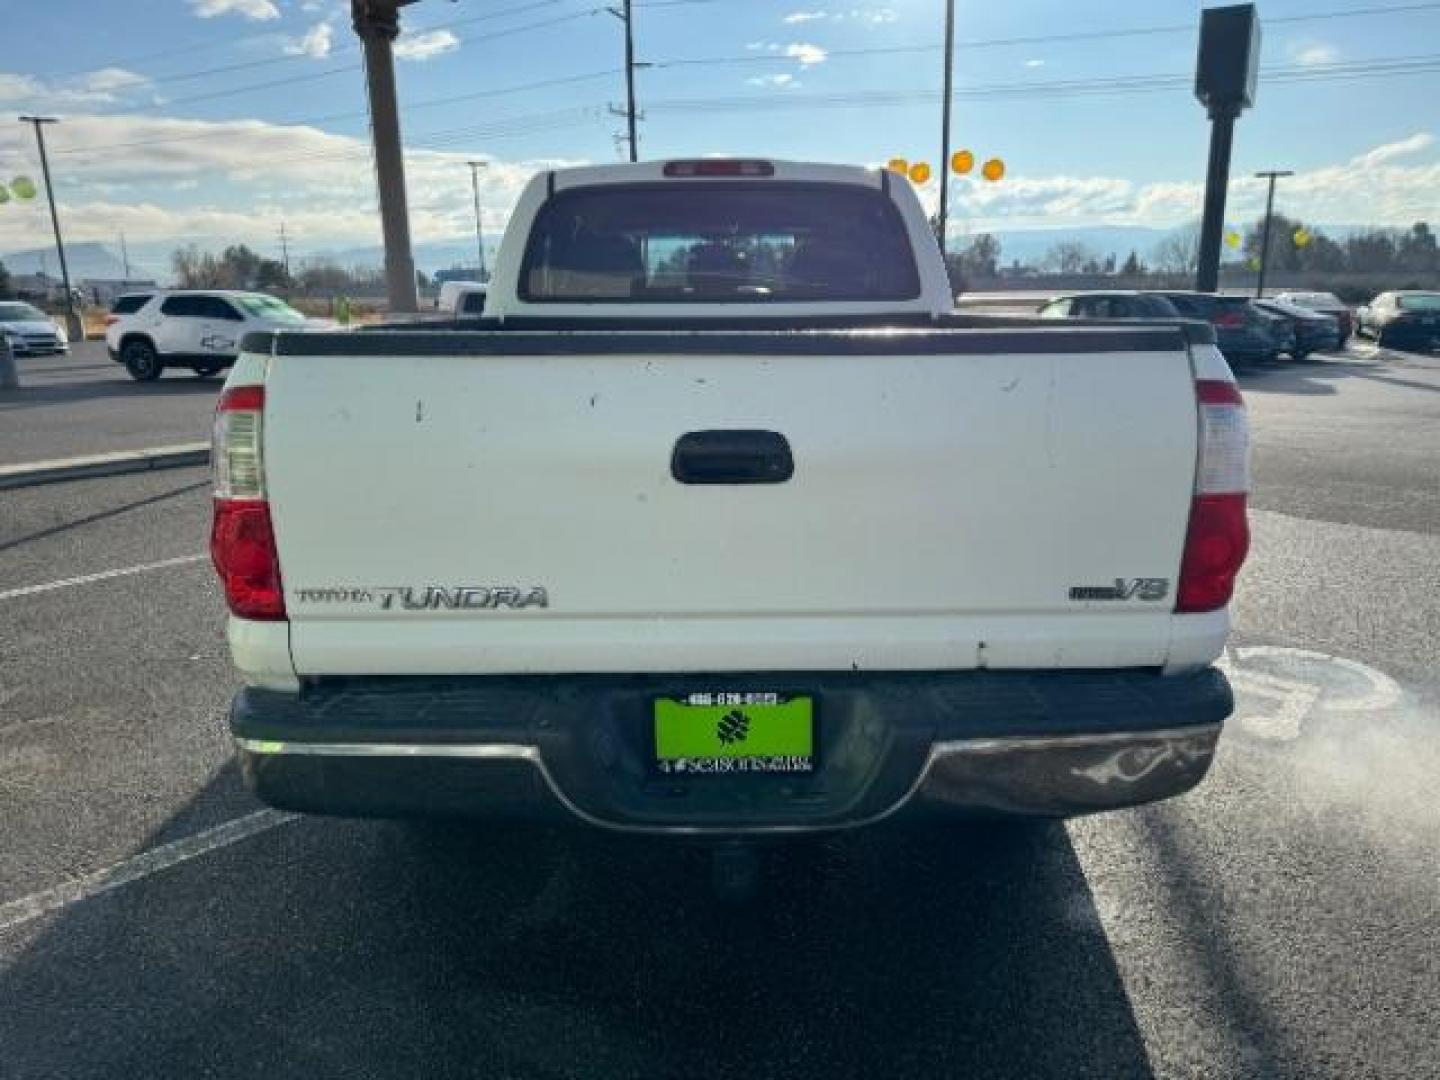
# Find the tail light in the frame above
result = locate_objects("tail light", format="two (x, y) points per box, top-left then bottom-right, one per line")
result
(103, 314), (120, 326)
(1211, 309), (1245, 329)
(1176, 379), (1250, 613)
(211, 385), (285, 620)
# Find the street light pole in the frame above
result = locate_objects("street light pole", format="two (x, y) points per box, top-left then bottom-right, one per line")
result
(936, 0), (955, 256)
(467, 161), (489, 281)
(1254, 169), (1293, 298)
(18, 116), (83, 341)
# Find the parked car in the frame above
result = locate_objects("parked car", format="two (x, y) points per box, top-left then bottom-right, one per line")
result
(1246, 302), (1299, 359)
(0, 300), (68, 356)
(217, 158), (1247, 848)
(1273, 291), (1353, 344)
(1355, 291), (1440, 349)
(445, 284), (487, 318)
(1144, 291), (1282, 366)
(105, 290), (318, 381)
(436, 279), (487, 314)
(103, 291), (156, 330)
(1038, 291), (1182, 319)
(1253, 298), (1341, 359)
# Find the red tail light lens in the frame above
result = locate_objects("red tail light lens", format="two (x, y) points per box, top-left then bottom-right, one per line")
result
(1211, 309), (1245, 328)
(212, 384), (283, 619)
(1176, 378), (1250, 613)
(104, 314), (119, 326)
(211, 500), (285, 620)
(1176, 493), (1249, 612)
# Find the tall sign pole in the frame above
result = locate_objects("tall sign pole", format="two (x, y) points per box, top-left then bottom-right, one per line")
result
(1193, 4), (1260, 293)
(352, 0), (420, 313)
(18, 116), (83, 341)
(936, 0), (955, 256)
(1253, 169), (1292, 297)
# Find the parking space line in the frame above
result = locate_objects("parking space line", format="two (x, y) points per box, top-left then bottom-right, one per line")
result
(0, 809), (295, 934)
(0, 553), (208, 602)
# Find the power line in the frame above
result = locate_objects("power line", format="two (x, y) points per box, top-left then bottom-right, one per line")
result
(55, 7), (605, 122)
(46, 0), (580, 82)
(51, 69), (621, 156)
(655, 3), (1440, 70)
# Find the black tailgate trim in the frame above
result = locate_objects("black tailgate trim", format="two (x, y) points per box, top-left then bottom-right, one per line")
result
(245, 325), (1191, 357)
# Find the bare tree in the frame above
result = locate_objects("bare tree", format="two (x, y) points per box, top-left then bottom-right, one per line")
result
(1151, 224), (1201, 275)
(1043, 240), (1098, 275)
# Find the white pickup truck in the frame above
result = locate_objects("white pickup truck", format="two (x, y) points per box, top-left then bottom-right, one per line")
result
(213, 159), (1248, 835)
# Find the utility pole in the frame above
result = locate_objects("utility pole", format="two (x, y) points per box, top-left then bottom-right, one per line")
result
(19, 116), (83, 341)
(119, 232), (132, 280)
(466, 161), (488, 280)
(607, 0), (639, 161)
(1253, 169), (1293, 298)
(936, 0), (956, 256)
(352, 0), (420, 313)
(278, 221), (292, 280)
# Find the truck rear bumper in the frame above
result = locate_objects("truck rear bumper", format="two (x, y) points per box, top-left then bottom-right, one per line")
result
(231, 669), (1230, 834)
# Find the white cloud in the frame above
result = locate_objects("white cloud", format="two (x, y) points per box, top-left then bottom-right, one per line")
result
(926, 134), (1440, 232)
(1290, 41), (1339, 67)
(0, 112), (579, 255)
(0, 68), (150, 109)
(783, 10), (825, 23)
(284, 21), (334, 59)
(189, 0), (280, 20)
(83, 68), (150, 93)
(785, 42), (827, 66)
(746, 73), (797, 88)
(395, 29), (460, 61)
(1351, 132), (1434, 168)
(1024, 58), (1045, 68)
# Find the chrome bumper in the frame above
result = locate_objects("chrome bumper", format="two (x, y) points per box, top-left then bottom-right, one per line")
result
(234, 721), (1221, 834)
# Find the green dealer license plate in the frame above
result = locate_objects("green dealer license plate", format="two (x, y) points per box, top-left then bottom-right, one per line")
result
(652, 693), (815, 776)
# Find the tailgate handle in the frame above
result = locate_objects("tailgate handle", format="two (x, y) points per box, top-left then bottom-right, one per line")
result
(671, 430), (794, 485)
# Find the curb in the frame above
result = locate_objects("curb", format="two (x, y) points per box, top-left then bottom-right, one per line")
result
(0, 443), (210, 491)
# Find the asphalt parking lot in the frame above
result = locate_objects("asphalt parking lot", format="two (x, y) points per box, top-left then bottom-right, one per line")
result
(2, 345), (1438, 1079)
(0, 342), (222, 464)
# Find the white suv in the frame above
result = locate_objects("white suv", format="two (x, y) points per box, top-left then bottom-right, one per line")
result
(105, 290), (317, 381)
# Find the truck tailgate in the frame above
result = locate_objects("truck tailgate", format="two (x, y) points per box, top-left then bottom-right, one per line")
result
(259, 329), (1200, 674)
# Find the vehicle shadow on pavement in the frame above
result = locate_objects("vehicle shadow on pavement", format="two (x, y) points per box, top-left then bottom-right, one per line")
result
(0, 805), (1157, 1079)
(0, 378), (222, 411)
(0, 479), (209, 554)
(1235, 356), (1375, 397)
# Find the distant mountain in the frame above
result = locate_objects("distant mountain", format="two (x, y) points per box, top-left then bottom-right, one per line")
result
(0, 241), (160, 282)
(310, 238), (496, 277)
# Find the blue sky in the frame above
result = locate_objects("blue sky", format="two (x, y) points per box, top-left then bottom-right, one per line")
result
(0, 0), (1436, 267)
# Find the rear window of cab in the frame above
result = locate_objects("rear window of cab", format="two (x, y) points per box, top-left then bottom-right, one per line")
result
(519, 182), (922, 304)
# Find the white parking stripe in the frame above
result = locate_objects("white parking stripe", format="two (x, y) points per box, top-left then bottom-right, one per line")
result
(0, 553), (208, 602)
(0, 809), (295, 934)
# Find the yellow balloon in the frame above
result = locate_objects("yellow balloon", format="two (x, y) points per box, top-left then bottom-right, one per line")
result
(950, 149), (974, 175)
(1224, 230), (1241, 249)
(908, 161), (932, 185)
(1293, 228), (1312, 248)
(887, 157), (909, 174)
(10, 176), (36, 200)
(981, 157), (1005, 182)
